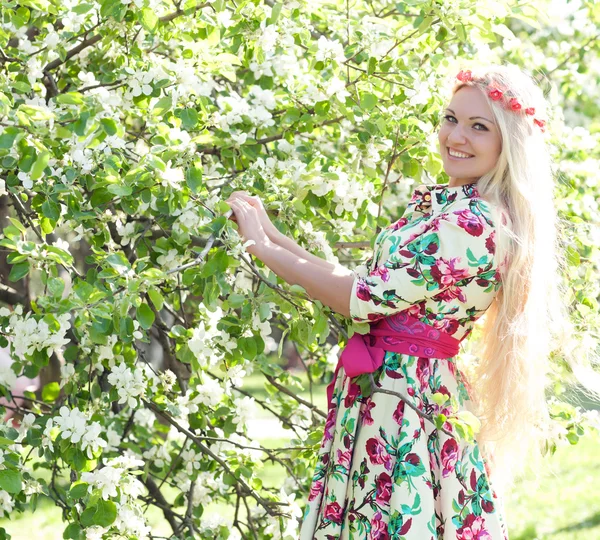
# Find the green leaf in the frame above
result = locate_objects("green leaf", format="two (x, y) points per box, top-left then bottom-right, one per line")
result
(269, 2), (282, 24)
(68, 482), (89, 500)
(42, 382), (60, 402)
(106, 253), (130, 271)
(80, 499), (117, 527)
(63, 522), (82, 540)
(178, 108), (198, 129)
(140, 8), (159, 31)
(9, 261), (30, 282)
(42, 199), (60, 220)
(55, 93), (84, 105)
(31, 151), (51, 180)
(0, 469), (22, 494)
(147, 288), (164, 311)
(186, 163), (203, 194)
(0, 126), (20, 149)
(137, 302), (155, 330)
(100, 118), (118, 136)
(360, 93), (378, 111)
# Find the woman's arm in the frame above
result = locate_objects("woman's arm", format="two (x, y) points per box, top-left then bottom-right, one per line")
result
(270, 229), (340, 272)
(253, 239), (355, 318)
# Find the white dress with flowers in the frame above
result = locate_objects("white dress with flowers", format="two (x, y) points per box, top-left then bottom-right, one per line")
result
(300, 183), (510, 539)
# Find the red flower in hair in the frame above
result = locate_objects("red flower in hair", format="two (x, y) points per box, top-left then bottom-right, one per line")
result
(533, 118), (546, 132)
(488, 88), (503, 101)
(457, 70), (473, 82)
(509, 98), (522, 111)
(525, 107), (536, 116)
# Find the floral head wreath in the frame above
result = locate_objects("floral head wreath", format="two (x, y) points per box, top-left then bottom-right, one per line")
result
(456, 70), (546, 133)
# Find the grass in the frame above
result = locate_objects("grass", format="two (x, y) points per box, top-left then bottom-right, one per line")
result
(2, 371), (599, 539)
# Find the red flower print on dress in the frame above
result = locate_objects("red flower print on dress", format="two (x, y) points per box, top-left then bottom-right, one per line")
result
(366, 437), (392, 470)
(393, 400), (405, 425)
(432, 285), (467, 303)
(344, 382), (362, 408)
(308, 480), (323, 501)
(431, 257), (471, 287)
(485, 230), (496, 254)
(416, 357), (431, 391)
(375, 472), (393, 504)
(441, 438), (459, 478)
(323, 501), (344, 524)
(454, 208), (485, 236)
(370, 511), (390, 540)
(456, 513), (492, 540)
(356, 279), (372, 302)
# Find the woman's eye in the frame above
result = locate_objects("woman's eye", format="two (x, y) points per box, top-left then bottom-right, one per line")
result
(473, 123), (489, 131)
(443, 114), (457, 123)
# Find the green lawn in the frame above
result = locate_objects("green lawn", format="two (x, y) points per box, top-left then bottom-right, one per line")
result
(2, 372), (599, 539)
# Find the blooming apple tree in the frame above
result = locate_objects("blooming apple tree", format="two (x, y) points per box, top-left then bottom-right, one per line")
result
(0, 0), (599, 538)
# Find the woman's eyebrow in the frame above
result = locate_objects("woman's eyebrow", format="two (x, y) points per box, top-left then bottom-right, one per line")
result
(445, 108), (494, 124)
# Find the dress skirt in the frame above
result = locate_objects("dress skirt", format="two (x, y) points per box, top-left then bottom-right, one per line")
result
(299, 351), (509, 540)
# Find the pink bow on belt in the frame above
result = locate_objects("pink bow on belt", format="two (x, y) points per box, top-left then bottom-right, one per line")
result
(326, 311), (462, 408)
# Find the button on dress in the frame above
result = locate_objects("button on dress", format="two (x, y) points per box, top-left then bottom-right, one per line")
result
(300, 182), (510, 539)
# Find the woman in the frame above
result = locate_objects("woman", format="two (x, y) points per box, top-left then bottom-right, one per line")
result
(226, 65), (559, 539)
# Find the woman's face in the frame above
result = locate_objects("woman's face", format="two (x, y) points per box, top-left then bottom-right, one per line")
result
(438, 85), (502, 186)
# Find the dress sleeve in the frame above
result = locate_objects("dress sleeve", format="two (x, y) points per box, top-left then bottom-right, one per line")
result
(348, 198), (499, 323)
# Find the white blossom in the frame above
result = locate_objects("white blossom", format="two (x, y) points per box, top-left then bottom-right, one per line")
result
(80, 421), (108, 458)
(316, 36), (346, 64)
(107, 362), (145, 408)
(0, 490), (14, 514)
(55, 406), (87, 444)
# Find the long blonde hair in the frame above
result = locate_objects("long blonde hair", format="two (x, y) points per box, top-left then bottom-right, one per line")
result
(450, 65), (583, 490)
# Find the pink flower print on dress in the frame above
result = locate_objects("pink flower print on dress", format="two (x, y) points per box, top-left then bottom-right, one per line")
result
(337, 448), (352, 469)
(370, 511), (390, 540)
(431, 257), (470, 287)
(361, 398), (376, 425)
(390, 217), (408, 231)
(370, 265), (390, 282)
(441, 438), (459, 478)
(456, 513), (492, 540)
(308, 480), (323, 501)
(454, 208), (486, 236)
(323, 501), (344, 524)
(322, 407), (336, 444)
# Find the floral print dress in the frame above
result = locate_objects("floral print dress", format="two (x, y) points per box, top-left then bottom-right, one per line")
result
(300, 182), (509, 540)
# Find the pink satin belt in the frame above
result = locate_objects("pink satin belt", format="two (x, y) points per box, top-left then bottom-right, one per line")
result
(327, 311), (461, 408)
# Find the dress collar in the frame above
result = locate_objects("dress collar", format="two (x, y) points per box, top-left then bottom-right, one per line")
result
(410, 181), (480, 213)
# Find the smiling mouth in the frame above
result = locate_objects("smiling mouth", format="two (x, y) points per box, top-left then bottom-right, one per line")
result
(447, 147), (474, 159)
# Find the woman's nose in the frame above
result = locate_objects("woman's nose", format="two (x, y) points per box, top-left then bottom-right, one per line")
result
(447, 126), (467, 146)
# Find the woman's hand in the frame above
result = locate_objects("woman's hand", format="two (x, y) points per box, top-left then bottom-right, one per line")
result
(225, 193), (272, 256)
(226, 191), (280, 241)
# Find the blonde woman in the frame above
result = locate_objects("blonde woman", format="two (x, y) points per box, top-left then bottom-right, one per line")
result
(227, 65), (560, 538)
